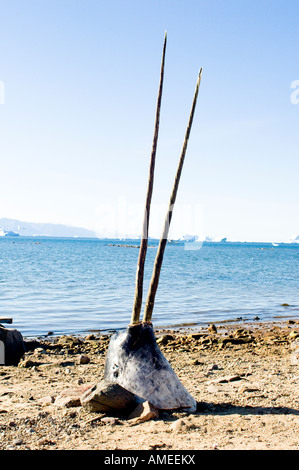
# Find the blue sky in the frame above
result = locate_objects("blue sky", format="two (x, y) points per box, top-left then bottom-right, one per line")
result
(0, 0), (298, 241)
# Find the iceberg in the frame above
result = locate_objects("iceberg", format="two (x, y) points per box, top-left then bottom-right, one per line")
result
(287, 235), (299, 244)
(0, 227), (19, 237)
(204, 235), (227, 242)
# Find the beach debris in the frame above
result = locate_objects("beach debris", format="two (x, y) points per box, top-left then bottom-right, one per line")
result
(0, 326), (26, 366)
(80, 380), (140, 414)
(104, 33), (202, 413)
(0, 317), (13, 324)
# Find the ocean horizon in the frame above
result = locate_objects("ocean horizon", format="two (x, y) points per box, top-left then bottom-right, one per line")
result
(1, 236), (298, 338)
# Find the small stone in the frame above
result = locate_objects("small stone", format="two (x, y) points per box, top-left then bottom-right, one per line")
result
(207, 384), (219, 393)
(80, 380), (139, 413)
(86, 334), (96, 340)
(156, 335), (174, 345)
(290, 351), (299, 365)
(238, 385), (261, 394)
(54, 385), (92, 408)
(101, 417), (119, 425)
(289, 331), (299, 340)
(12, 439), (23, 446)
(170, 418), (187, 433)
(192, 359), (204, 365)
(208, 324), (217, 334)
(187, 333), (203, 340)
(34, 347), (46, 355)
(18, 358), (39, 368)
(79, 355), (90, 365)
(38, 438), (56, 446)
(38, 395), (55, 406)
(211, 374), (242, 384)
(128, 401), (159, 425)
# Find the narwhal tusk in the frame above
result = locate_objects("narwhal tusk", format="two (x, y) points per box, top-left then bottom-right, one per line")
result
(143, 68), (203, 324)
(130, 31), (167, 326)
(104, 43), (203, 412)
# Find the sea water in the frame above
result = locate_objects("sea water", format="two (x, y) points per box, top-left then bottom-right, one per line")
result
(0, 237), (298, 337)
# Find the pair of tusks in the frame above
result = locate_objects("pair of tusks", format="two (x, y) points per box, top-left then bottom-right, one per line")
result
(104, 33), (203, 412)
(131, 31), (203, 325)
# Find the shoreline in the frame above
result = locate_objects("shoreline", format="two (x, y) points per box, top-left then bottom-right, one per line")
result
(15, 312), (299, 341)
(1, 319), (299, 450)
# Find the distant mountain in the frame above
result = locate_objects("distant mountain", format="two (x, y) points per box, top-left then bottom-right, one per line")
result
(0, 218), (97, 238)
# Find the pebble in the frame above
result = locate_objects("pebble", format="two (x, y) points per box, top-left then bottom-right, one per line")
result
(79, 355), (90, 365)
(238, 385), (261, 394)
(289, 330), (299, 340)
(290, 351), (299, 365)
(38, 395), (55, 405)
(210, 374), (243, 384)
(208, 324), (217, 334)
(101, 417), (119, 425)
(128, 401), (159, 425)
(34, 347), (47, 355)
(207, 384), (220, 393)
(12, 439), (23, 446)
(170, 418), (187, 433)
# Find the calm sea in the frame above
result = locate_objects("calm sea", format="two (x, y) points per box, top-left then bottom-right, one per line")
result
(0, 237), (298, 337)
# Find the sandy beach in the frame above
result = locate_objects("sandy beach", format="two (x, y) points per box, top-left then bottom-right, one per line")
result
(0, 320), (298, 451)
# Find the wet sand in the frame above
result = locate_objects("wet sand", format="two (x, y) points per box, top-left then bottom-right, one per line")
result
(0, 320), (298, 450)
